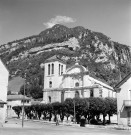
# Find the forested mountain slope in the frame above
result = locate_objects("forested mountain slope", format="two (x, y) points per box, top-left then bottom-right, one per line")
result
(0, 24), (131, 88)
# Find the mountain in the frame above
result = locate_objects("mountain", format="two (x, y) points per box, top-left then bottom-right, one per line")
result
(0, 24), (131, 88)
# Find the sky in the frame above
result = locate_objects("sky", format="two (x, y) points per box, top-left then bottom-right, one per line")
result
(0, 0), (131, 46)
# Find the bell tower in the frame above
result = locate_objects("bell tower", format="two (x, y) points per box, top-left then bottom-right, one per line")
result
(43, 55), (66, 103)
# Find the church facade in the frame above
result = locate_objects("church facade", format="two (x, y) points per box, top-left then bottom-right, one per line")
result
(42, 55), (116, 103)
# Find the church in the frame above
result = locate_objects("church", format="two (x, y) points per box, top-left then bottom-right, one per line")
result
(42, 55), (116, 103)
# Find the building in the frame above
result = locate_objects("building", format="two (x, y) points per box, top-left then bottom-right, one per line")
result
(42, 55), (116, 103)
(115, 72), (131, 126)
(7, 94), (31, 118)
(0, 59), (9, 123)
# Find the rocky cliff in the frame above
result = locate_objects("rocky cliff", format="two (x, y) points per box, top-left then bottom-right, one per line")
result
(0, 24), (131, 87)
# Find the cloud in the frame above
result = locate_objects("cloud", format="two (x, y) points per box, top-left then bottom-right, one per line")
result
(44, 15), (76, 28)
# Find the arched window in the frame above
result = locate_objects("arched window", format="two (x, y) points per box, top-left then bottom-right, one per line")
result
(49, 81), (52, 88)
(61, 65), (63, 75)
(59, 64), (60, 75)
(52, 63), (54, 74)
(75, 82), (79, 87)
(48, 64), (50, 75)
(48, 96), (51, 103)
(75, 91), (80, 98)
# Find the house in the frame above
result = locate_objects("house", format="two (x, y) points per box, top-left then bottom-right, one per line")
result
(0, 59), (9, 123)
(7, 94), (31, 118)
(115, 72), (131, 126)
(42, 55), (116, 103)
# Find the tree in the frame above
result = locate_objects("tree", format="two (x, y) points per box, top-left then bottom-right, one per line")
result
(52, 102), (61, 121)
(64, 98), (74, 119)
(74, 98), (89, 123)
(24, 106), (32, 119)
(30, 84), (43, 99)
(19, 84), (43, 99)
(19, 84), (30, 97)
(12, 106), (22, 118)
(88, 97), (109, 125)
(105, 97), (117, 124)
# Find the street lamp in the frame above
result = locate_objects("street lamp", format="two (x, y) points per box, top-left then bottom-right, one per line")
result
(22, 72), (26, 128)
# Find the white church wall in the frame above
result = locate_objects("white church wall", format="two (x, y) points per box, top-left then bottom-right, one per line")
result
(84, 89), (90, 98)
(83, 75), (92, 87)
(44, 61), (65, 89)
(67, 67), (81, 74)
(93, 88), (100, 97)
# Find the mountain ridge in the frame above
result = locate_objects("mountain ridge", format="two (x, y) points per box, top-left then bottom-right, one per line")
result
(0, 24), (131, 87)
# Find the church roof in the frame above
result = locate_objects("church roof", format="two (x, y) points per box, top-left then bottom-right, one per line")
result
(115, 72), (131, 88)
(88, 75), (113, 90)
(44, 55), (66, 64)
(0, 99), (6, 104)
(7, 95), (31, 101)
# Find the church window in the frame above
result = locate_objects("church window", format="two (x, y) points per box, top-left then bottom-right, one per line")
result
(59, 64), (60, 75)
(90, 89), (94, 97)
(49, 81), (52, 88)
(0, 104), (4, 108)
(75, 91), (80, 98)
(52, 63), (54, 74)
(75, 82), (79, 87)
(48, 96), (51, 103)
(61, 65), (63, 75)
(48, 64), (50, 75)
(99, 89), (102, 97)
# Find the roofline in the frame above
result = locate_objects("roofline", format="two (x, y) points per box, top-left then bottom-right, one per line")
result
(0, 100), (7, 104)
(115, 72), (131, 88)
(66, 64), (87, 73)
(7, 98), (31, 101)
(43, 85), (101, 92)
(0, 59), (9, 73)
(44, 55), (66, 65)
(7, 95), (31, 101)
(88, 76), (113, 90)
(44, 59), (66, 64)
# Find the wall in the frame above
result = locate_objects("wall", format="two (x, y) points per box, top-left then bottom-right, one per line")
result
(117, 77), (131, 126)
(0, 60), (8, 123)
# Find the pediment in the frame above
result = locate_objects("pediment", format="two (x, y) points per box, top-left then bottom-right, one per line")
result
(67, 67), (81, 74)
(66, 64), (87, 74)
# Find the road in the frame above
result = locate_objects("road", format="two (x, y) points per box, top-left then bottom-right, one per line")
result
(0, 118), (130, 135)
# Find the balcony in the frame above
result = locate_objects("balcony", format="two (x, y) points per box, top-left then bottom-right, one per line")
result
(123, 100), (131, 107)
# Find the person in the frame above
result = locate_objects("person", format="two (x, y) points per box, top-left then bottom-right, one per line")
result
(56, 114), (59, 126)
(80, 115), (86, 127)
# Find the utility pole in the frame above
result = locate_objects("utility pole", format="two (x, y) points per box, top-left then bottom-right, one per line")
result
(22, 73), (26, 128)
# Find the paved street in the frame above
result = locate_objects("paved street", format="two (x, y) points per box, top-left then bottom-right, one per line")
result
(0, 118), (131, 135)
